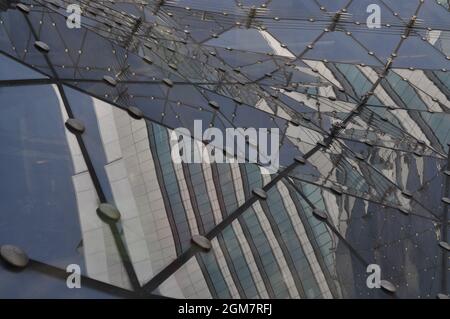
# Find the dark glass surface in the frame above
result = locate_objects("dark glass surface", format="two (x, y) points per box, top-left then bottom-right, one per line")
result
(0, 0), (449, 299)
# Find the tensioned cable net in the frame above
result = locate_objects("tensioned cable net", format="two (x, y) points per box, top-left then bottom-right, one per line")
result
(0, 0), (449, 299)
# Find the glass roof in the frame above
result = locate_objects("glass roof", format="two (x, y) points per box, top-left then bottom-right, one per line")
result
(0, 0), (449, 299)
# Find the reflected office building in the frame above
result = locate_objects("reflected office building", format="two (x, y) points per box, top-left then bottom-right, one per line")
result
(0, 0), (449, 299)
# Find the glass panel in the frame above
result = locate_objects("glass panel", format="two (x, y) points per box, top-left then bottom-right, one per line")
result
(0, 0), (449, 299)
(0, 7), (51, 74)
(291, 180), (443, 298)
(0, 84), (131, 290)
(303, 31), (384, 67)
(393, 37), (450, 70)
(0, 53), (45, 80)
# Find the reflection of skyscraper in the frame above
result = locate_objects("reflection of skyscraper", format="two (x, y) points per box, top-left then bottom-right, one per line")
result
(67, 91), (337, 298)
(0, 0), (449, 299)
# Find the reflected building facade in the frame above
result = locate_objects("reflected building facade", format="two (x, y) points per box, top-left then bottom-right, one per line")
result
(0, 0), (449, 299)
